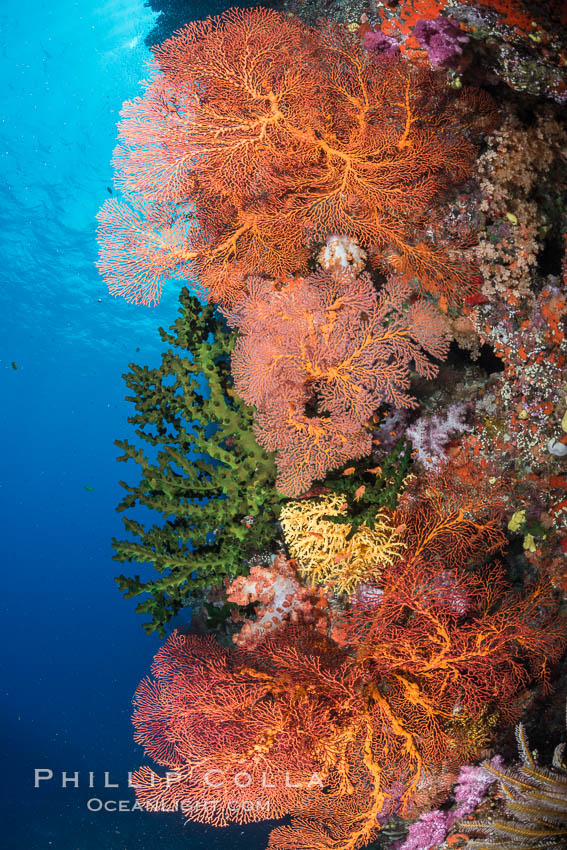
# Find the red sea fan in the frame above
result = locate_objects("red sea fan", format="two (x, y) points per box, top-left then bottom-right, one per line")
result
(132, 629), (351, 826)
(344, 559), (564, 718)
(132, 573), (563, 849)
(132, 632), (327, 825)
(132, 504), (564, 850)
(132, 626), (458, 847)
(334, 474), (565, 720)
(97, 7), (493, 305)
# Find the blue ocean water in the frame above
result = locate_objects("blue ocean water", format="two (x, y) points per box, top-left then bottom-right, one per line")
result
(0, 1), (270, 846)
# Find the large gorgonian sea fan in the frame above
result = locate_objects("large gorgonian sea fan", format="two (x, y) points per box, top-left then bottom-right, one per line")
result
(131, 493), (564, 850)
(96, 6), (494, 306)
(222, 269), (449, 495)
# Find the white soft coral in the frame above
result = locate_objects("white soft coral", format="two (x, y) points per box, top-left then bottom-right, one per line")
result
(317, 235), (367, 273)
(407, 403), (472, 470)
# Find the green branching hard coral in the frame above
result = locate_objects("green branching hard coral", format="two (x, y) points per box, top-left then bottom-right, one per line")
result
(321, 439), (413, 540)
(113, 288), (283, 635)
(464, 711), (567, 849)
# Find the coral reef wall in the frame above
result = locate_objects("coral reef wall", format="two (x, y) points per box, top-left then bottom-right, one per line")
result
(97, 3), (567, 849)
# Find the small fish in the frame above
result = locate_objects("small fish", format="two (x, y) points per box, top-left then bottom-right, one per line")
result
(367, 466), (382, 475)
(84, 485), (94, 492)
(354, 485), (366, 501)
(11, 361), (18, 370)
(107, 186), (113, 194)
(342, 467), (356, 476)
(309, 532), (325, 540)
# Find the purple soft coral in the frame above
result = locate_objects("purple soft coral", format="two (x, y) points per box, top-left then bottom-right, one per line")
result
(397, 810), (448, 850)
(397, 757), (503, 849)
(362, 30), (400, 59)
(414, 17), (469, 68)
(452, 758), (504, 814)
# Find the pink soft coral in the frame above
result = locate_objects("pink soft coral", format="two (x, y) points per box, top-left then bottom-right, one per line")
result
(226, 554), (327, 648)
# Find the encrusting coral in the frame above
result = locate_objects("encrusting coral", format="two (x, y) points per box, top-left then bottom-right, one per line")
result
(472, 110), (567, 306)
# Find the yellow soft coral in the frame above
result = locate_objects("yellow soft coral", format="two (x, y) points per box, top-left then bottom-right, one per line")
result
(280, 494), (405, 595)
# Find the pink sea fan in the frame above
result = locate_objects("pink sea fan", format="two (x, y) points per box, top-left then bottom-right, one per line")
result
(257, 407), (372, 497)
(113, 73), (196, 204)
(96, 198), (197, 305)
(223, 270), (450, 495)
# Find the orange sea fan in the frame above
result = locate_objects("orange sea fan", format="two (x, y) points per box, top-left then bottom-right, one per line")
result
(97, 7), (493, 305)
